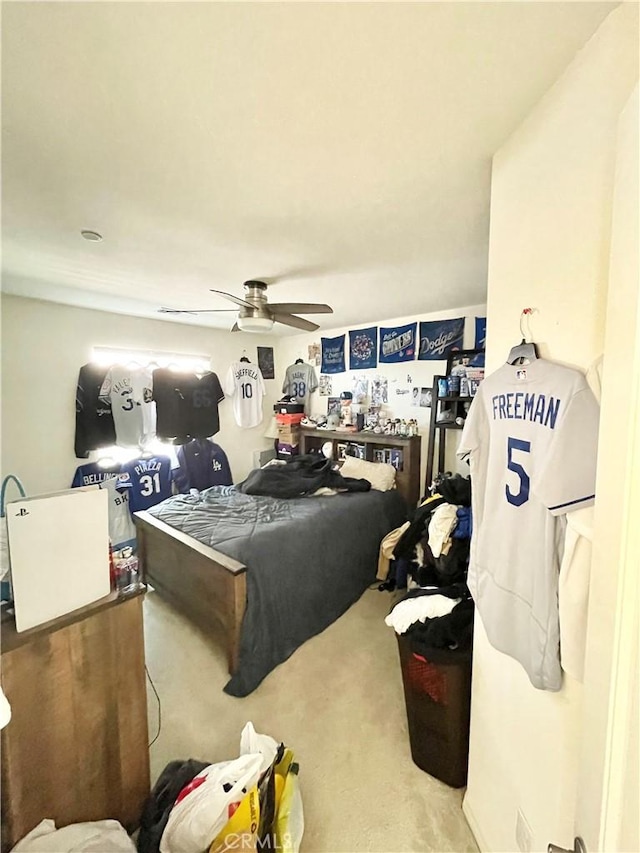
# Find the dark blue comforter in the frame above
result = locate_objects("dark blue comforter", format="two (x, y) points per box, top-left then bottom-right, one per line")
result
(148, 486), (407, 695)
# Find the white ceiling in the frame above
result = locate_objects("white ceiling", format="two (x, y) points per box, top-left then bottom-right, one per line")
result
(1, 1), (616, 334)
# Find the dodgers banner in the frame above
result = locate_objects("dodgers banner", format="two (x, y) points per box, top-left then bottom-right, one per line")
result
(321, 335), (346, 374)
(379, 323), (417, 364)
(418, 318), (465, 361)
(349, 327), (377, 370)
(475, 317), (487, 350)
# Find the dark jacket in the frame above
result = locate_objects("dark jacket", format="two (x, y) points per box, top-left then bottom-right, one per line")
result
(236, 454), (371, 499)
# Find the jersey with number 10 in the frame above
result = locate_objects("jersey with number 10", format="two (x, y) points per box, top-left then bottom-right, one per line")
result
(117, 455), (173, 513)
(224, 361), (266, 428)
(457, 358), (599, 691)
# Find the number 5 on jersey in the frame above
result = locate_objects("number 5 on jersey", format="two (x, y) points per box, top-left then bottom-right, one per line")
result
(506, 437), (530, 506)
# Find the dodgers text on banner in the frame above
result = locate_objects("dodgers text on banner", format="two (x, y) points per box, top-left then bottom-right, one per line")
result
(418, 318), (465, 361)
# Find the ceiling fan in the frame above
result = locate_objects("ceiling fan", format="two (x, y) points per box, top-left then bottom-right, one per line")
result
(159, 280), (333, 333)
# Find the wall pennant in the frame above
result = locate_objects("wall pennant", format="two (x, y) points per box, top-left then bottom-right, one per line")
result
(475, 317), (487, 350)
(349, 327), (378, 370)
(379, 323), (417, 364)
(417, 318), (465, 361)
(321, 335), (346, 374)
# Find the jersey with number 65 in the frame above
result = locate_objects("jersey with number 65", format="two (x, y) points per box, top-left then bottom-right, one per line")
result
(224, 361), (266, 428)
(457, 358), (599, 691)
(117, 455), (173, 513)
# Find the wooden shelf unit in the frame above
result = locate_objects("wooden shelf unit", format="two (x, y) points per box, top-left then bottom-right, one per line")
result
(299, 428), (422, 508)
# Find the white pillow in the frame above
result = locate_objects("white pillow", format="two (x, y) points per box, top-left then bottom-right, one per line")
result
(339, 456), (397, 491)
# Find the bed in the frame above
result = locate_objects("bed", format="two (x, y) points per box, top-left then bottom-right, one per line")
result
(135, 480), (407, 696)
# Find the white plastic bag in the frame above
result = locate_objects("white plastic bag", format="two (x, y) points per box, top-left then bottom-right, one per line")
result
(159, 753), (263, 853)
(239, 721), (278, 774)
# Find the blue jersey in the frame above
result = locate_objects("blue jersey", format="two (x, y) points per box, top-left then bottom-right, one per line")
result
(71, 461), (121, 488)
(174, 439), (233, 492)
(117, 455), (173, 513)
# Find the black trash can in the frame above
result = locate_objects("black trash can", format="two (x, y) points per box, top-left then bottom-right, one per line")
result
(396, 635), (472, 788)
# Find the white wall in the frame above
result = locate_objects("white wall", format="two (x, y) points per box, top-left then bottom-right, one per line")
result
(277, 303), (486, 492)
(0, 295), (280, 494)
(462, 6), (639, 853)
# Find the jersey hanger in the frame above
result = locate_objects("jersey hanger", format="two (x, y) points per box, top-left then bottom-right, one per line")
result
(506, 308), (539, 365)
(240, 349), (250, 363)
(295, 358), (304, 364)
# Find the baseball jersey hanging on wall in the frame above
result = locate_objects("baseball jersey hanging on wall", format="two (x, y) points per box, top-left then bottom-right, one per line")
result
(457, 358), (600, 691)
(224, 361), (266, 428)
(152, 368), (224, 443)
(117, 455), (174, 513)
(99, 365), (156, 448)
(282, 362), (318, 410)
(74, 363), (117, 458)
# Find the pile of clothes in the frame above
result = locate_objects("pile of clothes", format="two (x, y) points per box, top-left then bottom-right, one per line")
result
(380, 474), (474, 653)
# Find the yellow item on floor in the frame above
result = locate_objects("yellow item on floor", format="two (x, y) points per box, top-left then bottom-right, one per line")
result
(209, 786), (260, 853)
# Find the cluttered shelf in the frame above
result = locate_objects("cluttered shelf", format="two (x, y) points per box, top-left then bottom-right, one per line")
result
(424, 349), (485, 494)
(298, 429), (422, 508)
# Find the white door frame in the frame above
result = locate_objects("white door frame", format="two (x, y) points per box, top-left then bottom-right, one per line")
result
(576, 84), (639, 853)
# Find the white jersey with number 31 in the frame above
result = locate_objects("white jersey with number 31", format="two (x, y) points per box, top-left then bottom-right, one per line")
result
(457, 358), (600, 691)
(224, 361), (266, 428)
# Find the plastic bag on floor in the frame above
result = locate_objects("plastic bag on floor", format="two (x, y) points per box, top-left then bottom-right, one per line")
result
(239, 721), (278, 775)
(273, 748), (304, 853)
(11, 819), (136, 852)
(209, 785), (260, 853)
(159, 754), (263, 853)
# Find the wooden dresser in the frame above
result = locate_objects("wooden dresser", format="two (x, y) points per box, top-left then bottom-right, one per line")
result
(0, 590), (150, 851)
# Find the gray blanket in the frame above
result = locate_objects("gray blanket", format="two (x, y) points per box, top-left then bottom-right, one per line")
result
(148, 486), (407, 695)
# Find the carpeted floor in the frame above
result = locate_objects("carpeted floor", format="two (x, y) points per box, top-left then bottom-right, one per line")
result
(143, 588), (479, 853)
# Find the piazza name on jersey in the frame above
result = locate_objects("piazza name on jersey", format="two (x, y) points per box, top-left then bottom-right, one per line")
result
(491, 392), (561, 429)
(119, 458), (165, 480)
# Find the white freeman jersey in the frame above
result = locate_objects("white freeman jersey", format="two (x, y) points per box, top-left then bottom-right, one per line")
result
(224, 361), (266, 428)
(99, 365), (156, 448)
(457, 359), (599, 691)
(282, 363), (318, 411)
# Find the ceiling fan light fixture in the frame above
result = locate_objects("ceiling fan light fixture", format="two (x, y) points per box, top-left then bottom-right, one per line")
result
(237, 316), (274, 333)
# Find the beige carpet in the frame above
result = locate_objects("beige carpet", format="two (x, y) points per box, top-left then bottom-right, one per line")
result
(143, 588), (479, 853)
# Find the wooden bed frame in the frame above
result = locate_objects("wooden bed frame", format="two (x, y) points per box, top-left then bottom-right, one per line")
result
(135, 473), (414, 676)
(135, 511), (247, 674)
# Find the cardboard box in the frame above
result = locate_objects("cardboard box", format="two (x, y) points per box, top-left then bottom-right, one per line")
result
(277, 425), (301, 444)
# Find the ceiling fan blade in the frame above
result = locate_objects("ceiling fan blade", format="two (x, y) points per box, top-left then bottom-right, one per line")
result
(231, 322), (240, 332)
(268, 303), (333, 315)
(159, 307), (237, 314)
(209, 289), (254, 309)
(272, 313), (320, 332)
